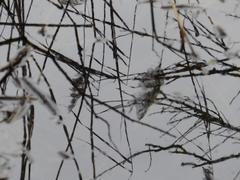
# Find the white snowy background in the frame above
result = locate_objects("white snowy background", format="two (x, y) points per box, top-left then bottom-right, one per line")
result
(1, 0), (240, 180)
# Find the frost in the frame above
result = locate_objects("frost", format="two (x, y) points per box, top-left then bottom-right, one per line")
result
(2, 99), (31, 123)
(0, 96), (35, 123)
(58, 0), (84, 6)
(15, 78), (59, 116)
(202, 167), (214, 180)
(201, 67), (210, 75)
(138, 67), (164, 89)
(68, 74), (86, 111)
(135, 89), (159, 120)
(0, 45), (31, 72)
(134, 67), (164, 120)
(213, 25), (227, 38)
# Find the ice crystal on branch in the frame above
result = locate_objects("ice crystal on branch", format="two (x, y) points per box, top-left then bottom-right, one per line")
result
(134, 67), (164, 120)
(203, 167), (214, 180)
(68, 74), (86, 111)
(58, 0), (84, 6)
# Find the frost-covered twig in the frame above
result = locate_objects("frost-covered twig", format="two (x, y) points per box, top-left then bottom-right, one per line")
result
(134, 67), (164, 120)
